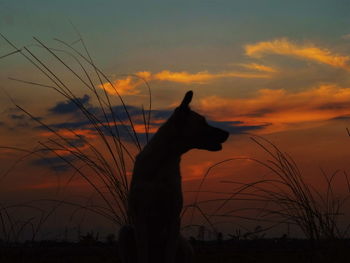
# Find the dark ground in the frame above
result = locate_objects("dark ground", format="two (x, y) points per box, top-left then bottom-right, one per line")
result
(1, 239), (350, 263)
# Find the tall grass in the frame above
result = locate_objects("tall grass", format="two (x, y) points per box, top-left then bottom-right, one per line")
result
(189, 136), (350, 240)
(0, 202), (62, 242)
(0, 32), (152, 229)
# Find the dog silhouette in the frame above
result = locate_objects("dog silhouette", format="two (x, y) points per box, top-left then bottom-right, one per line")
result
(118, 91), (229, 263)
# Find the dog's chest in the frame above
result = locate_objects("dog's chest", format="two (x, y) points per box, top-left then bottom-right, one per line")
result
(130, 158), (183, 218)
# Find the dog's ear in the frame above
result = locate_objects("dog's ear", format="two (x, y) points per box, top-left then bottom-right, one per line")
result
(179, 91), (193, 109)
(172, 91), (193, 124)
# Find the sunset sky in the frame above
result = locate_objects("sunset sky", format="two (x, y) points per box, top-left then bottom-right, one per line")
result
(1, 0), (350, 239)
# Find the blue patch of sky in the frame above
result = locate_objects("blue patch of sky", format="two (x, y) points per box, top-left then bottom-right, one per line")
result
(1, 0), (348, 67)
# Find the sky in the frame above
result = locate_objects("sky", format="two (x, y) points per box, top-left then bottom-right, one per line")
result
(1, 0), (350, 240)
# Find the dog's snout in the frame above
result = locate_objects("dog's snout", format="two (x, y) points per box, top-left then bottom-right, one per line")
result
(220, 130), (230, 143)
(213, 127), (229, 143)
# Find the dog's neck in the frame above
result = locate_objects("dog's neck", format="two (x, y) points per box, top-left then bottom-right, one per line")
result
(140, 122), (183, 159)
(133, 119), (186, 181)
(142, 112), (189, 155)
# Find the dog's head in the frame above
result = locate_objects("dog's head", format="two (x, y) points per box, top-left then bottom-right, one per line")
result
(170, 91), (229, 153)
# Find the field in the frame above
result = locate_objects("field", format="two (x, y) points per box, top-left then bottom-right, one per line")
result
(1, 239), (350, 263)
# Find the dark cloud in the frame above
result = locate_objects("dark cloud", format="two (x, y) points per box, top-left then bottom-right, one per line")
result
(31, 116), (268, 173)
(47, 96), (150, 128)
(68, 136), (87, 148)
(108, 105), (145, 122)
(8, 113), (42, 122)
(151, 109), (173, 120)
(9, 114), (26, 120)
(30, 137), (87, 172)
(44, 120), (93, 130)
(32, 156), (73, 172)
(332, 115), (350, 121)
(44, 102), (170, 130)
(43, 100), (268, 143)
(42, 96), (271, 148)
(318, 102), (350, 111)
(7, 113), (29, 128)
(209, 120), (270, 134)
(246, 108), (275, 117)
(4, 109), (44, 130)
(49, 95), (94, 115)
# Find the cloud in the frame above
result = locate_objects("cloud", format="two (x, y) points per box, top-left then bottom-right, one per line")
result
(38, 129), (98, 160)
(37, 120), (91, 130)
(342, 34), (350, 40)
(208, 120), (269, 134)
(32, 156), (73, 172)
(98, 70), (271, 95)
(42, 104), (151, 131)
(240, 63), (277, 73)
(6, 113), (42, 129)
(151, 70), (271, 83)
(40, 98), (262, 153)
(9, 114), (26, 120)
(49, 95), (94, 115)
(245, 38), (350, 71)
(151, 109), (173, 120)
(39, 104), (165, 146)
(42, 104), (143, 132)
(198, 84), (350, 134)
(332, 115), (350, 121)
(33, 128), (105, 172)
(109, 105), (147, 122)
(99, 77), (144, 96)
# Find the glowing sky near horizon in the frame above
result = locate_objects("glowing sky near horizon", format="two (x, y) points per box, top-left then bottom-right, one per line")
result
(1, 0), (350, 238)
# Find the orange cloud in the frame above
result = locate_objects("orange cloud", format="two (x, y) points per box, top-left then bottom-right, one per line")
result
(245, 38), (350, 70)
(99, 76), (143, 95)
(240, 63), (277, 73)
(151, 70), (270, 83)
(198, 84), (350, 133)
(132, 123), (160, 134)
(39, 129), (96, 156)
(99, 70), (271, 95)
(153, 70), (215, 83)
